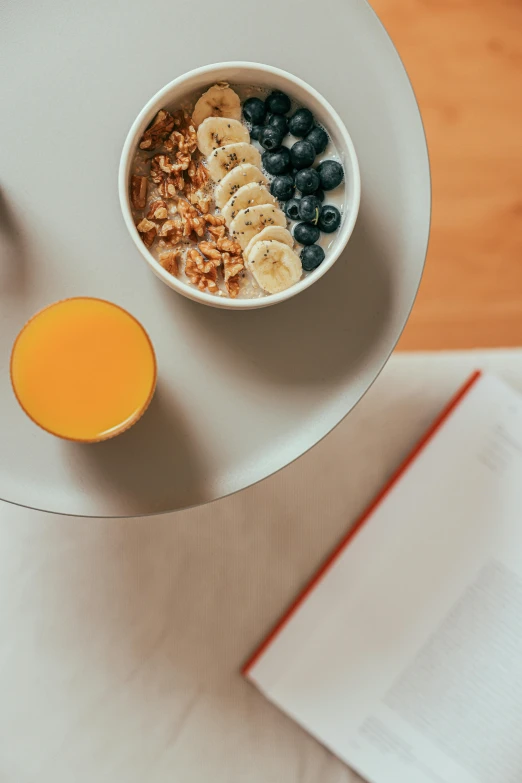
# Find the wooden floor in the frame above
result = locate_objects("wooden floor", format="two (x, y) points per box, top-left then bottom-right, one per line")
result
(370, 0), (522, 350)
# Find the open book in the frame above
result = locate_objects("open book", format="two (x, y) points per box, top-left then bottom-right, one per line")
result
(244, 372), (522, 783)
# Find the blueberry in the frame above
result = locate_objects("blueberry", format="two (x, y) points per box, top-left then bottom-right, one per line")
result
(266, 90), (291, 115)
(294, 222), (321, 245)
(259, 126), (284, 151)
(250, 124), (263, 141)
(284, 198), (301, 221)
(295, 168), (321, 195)
(243, 97), (266, 125)
(299, 195), (322, 224)
(318, 204), (341, 233)
(262, 147), (291, 175)
(268, 113), (289, 136)
(301, 244), (325, 271)
(315, 188), (325, 203)
(317, 160), (344, 190)
(290, 140), (316, 170)
(288, 108), (314, 137)
(306, 126), (329, 154)
(271, 174), (295, 201)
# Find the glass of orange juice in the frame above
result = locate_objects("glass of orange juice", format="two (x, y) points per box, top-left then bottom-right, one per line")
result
(10, 297), (157, 442)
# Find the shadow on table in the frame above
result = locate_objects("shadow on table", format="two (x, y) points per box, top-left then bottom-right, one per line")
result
(0, 187), (29, 297)
(64, 384), (207, 516)
(159, 209), (394, 389)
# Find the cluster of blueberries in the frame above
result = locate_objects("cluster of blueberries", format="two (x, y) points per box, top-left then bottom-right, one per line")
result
(243, 90), (344, 272)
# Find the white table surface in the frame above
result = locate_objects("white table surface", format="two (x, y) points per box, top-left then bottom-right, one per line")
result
(0, 0), (429, 516)
(1, 350), (521, 783)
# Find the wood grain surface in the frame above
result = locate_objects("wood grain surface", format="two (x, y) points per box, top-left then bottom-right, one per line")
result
(372, 0), (522, 349)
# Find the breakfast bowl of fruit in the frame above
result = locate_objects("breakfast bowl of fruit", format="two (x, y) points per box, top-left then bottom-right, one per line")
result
(119, 62), (361, 309)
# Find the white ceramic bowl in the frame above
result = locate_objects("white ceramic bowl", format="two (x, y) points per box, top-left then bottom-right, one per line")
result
(119, 62), (361, 310)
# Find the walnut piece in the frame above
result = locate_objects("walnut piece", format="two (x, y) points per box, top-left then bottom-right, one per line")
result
(207, 224), (226, 241)
(185, 159), (211, 214)
(198, 241), (223, 265)
(147, 200), (168, 220)
(226, 276), (240, 298)
(187, 159), (209, 189)
(222, 252), (244, 283)
(130, 175), (148, 210)
(159, 250), (180, 277)
(158, 216), (183, 244)
(203, 213), (226, 227)
(139, 110), (175, 150)
(204, 221), (244, 294)
(165, 111), (198, 155)
(185, 249), (218, 293)
(150, 156), (184, 199)
(178, 199), (206, 237)
(136, 218), (157, 248)
(198, 235), (244, 297)
(187, 189), (211, 214)
(217, 236), (242, 255)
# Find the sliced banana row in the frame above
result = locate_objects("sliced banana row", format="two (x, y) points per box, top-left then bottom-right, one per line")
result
(194, 84), (303, 293)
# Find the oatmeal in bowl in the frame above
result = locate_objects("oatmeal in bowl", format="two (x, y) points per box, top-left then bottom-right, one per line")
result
(119, 63), (360, 309)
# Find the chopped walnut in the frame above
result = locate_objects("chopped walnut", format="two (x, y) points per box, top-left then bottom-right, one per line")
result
(201, 231), (244, 282)
(207, 224), (226, 241)
(165, 111), (198, 154)
(187, 159), (209, 189)
(186, 184), (211, 214)
(151, 156), (184, 199)
(147, 200), (168, 220)
(139, 110), (175, 150)
(184, 159), (211, 213)
(178, 199), (206, 237)
(203, 213), (226, 227)
(198, 241), (223, 265)
(217, 236), (242, 256)
(158, 216), (183, 244)
(222, 251), (244, 282)
(199, 237), (244, 288)
(185, 249), (218, 293)
(136, 218), (157, 248)
(130, 175), (148, 210)
(153, 154), (183, 175)
(159, 250), (180, 277)
(226, 275), (240, 298)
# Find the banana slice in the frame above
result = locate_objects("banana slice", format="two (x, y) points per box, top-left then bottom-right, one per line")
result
(247, 240), (303, 294)
(207, 143), (262, 183)
(243, 226), (294, 263)
(192, 83), (241, 128)
(221, 183), (276, 226)
(230, 204), (287, 250)
(214, 164), (267, 209)
(197, 117), (250, 157)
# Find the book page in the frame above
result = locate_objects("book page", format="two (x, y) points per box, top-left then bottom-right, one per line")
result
(246, 374), (522, 783)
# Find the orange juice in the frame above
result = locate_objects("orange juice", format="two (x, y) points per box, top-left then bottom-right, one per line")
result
(10, 298), (157, 442)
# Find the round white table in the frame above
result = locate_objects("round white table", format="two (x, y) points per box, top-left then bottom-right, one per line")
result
(0, 0), (430, 516)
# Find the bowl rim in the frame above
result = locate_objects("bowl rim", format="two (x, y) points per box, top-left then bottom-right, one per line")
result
(118, 61), (361, 309)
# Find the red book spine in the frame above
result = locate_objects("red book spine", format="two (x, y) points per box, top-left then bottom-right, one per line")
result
(242, 370), (483, 676)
